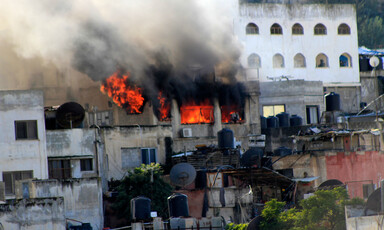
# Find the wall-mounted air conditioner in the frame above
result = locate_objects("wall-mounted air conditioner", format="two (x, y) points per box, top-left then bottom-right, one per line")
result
(182, 128), (192, 138)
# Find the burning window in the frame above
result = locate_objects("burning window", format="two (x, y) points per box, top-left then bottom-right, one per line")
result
(221, 106), (244, 123)
(180, 99), (214, 124)
(157, 92), (171, 121)
(100, 71), (145, 114)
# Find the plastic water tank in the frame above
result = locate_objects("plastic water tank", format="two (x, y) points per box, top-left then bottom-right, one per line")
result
(260, 116), (267, 129)
(130, 196), (151, 221)
(217, 128), (234, 149)
(325, 92), (341, 111)
(276, 112), (290, 127)
(168, 193), (189, 218)
(240, 147), (264, 167)
(290, 115), (303, 127)
(266, 116), (279, 128)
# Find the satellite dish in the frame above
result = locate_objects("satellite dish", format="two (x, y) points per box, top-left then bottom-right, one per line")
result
(247, 216), (262, 230)
(170, 163), (196, 187)
(56, 102), (85, 128)
(318, 179), (344, 190)
(369, 56), (380, 68)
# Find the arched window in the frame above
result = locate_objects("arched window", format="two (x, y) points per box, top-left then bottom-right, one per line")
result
(338, 23), (350, 35)
(246, 23), (259, 35)
(292, 23), (304, 35)
(314, 23), (327, 35)
(339, 53), (352, 67)
(248, 53), (261, 68)
(294, 53), (306, 68)
(273, 54), (285, 68)
(271, 23), (283, 35)
(316, 53), (329, 68)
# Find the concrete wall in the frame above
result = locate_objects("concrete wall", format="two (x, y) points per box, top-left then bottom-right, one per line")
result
(46, 128), (100, 179)
(259, 80), (324, 123)
(15, 178), (103, 230)
(0, 90), (48, 182)
(233, 3), (359, 85)
(101, 126), (173, 180)
(0, 198), (65, 230)
(346, 215), (384, 230)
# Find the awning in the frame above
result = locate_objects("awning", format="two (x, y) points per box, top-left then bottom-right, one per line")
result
(292, 176), (319, 183)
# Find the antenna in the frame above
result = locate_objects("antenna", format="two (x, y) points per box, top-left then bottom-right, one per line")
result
(169, 163), (196, 188)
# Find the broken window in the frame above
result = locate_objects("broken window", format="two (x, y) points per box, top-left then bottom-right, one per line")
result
(3, 171), (33, 195)
(338, 23), (350, 35)
(48, 159), (71, 179)
(314, 23), (327, 35)
(15, 120), (38, 140)
(306, 106), (319, 124)
(80, 159), (93, 171)
(141, 148), (157, 165)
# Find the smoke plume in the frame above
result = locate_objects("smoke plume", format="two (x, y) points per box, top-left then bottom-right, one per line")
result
(0, 0), (241, 82)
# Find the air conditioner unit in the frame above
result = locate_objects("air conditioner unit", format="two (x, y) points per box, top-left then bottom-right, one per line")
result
(182, 128), (192, 138)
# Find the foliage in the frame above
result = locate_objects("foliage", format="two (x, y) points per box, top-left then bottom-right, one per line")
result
(112, 163), (173, 222)
(225, 223), (249, 230)
(357, 0), (384, 48)
(260, 187), (351, 230)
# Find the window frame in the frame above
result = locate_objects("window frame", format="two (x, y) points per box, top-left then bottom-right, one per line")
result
(270, 23), (283, 35)
(292, 23), (304, 35)
(294, 53), (306, 68)
(339, 53), (352, 68)
(314, 23), (327, 35)
(316, 53), (329, 68)
(306, 105), (319, 124)
(80, 158), (93, 171)
(338, 23), (351, 35)
(263, 105), (285, 117)
(48, 159), (71, 180)
(3, 170), (33, 195)
(273, 54), (285, 68)
(248, 53), (261, 68)
(141, 148), (157, 165)
(14, 120), (38, 140)
(246, 23), (259, 35)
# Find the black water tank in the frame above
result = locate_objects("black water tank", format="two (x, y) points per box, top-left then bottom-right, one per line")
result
(218, 128), (234, 149)
(168, 193), (189, 217)
(260, 116), (267, 129)
(276, 112), (290, 127)
(290, 115), (303, 127)
(130, 196), (151, 221)
(241, 147), (264, 167)
(325, 92), (341, 111)
(266, 116), (279, 128)
(274, 147), (292, 156)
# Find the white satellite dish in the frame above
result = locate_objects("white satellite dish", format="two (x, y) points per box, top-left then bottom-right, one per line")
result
(369, 56), (380, 68)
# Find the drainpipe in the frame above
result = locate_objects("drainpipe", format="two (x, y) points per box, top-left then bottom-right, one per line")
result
(94, 126), (100, 177)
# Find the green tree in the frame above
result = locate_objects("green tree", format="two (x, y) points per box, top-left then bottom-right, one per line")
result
(259, 187), (352, 230)
(113, 163), (173, 222)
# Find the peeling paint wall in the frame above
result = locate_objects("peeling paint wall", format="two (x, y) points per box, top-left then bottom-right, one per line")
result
(15, 178), (103, 230)
(0, 90), (48, 184)
(0, 198), (65, 230)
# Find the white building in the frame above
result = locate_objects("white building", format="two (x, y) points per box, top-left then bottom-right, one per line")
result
(231, 1), (361, 120)
(0, 90), (48, 196)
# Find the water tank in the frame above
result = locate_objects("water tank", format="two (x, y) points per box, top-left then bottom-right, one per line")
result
(241, 147), (264, 167)
(266, 116), (279, 128)
(260, 116), (267, 129)
(130, 196), (151, 221)
(276, 112), (290, 127)
(217, 128), (234, 149)
(273, 147), (292, 156)
(325, 92), (341, 111)
(168, 193), (189, 218)
(290, 115), (303, 127)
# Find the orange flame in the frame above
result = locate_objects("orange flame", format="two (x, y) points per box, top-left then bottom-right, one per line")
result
(221, 105), (243, 123)
(100, 71), (145, 113)
(158, 92), (171, 121)
(180, 99), (214, 124)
